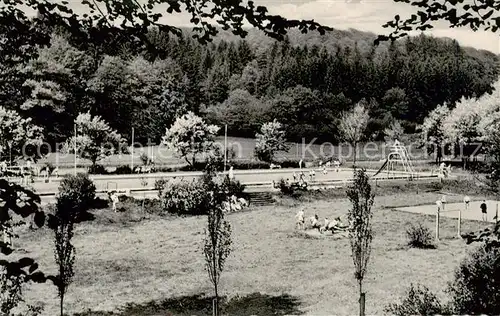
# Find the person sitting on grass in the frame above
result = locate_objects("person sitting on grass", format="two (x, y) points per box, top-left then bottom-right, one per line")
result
(320, 217), (330, 234)
(326, 216), (340, 233)
(238, 197), (248, 207)
(309, 214), (321, 231)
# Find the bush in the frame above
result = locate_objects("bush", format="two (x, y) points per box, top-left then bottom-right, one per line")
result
(57, 173), (96, 214)
(385, 283), (445, 315)
(406, 222), (434, 249)
(159, 171), (246, 216)
(277, 159), (301, 168)
(447, 245), (500, 314)
(179, 162), (211, 172)
(278, 178), (294, 195)
(88, 164), (107, 174)
(115, 165), (133, 174)
(277, 178), (306, 197)
(231, 161), (270, 170)
(159, 179), (209, 215)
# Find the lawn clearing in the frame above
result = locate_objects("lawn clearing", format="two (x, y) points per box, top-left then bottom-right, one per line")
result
(18, 192), (488, 315)
(39, 136), (430, 169)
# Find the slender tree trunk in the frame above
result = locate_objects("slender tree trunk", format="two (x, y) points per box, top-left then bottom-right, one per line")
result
(358, 279), (365, 316)
(60, 292), (64, 316)
(353, 142), (357, 168)
(212, 235), (219, 316)
(214, 281), (219, 316)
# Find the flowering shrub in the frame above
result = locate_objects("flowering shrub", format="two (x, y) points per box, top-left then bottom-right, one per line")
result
(159, 174), (245, 216)
(160, 179), (209, 215)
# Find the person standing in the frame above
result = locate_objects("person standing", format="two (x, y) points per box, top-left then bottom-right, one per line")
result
(110, 191), (119, 212)
(481, 200), (488, 222)
(53, 166), (59, 178)
(334, 160), (340, 172)
(464, 195), (471, 210)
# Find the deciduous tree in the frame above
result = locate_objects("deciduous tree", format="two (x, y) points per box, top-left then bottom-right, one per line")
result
(254, 119), (290, 163)
(339, 101), (370, 167)
(384, 120), (404, 143)
(162, 112), (220, 167)
(0, 106), (44, 164)
(420, 104), (450, 163)
(62, 112), (128, 168)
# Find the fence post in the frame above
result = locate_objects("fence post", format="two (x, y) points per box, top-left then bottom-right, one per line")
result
(458, 209), (461, 238)
(496, 203), (499, 225)
(435, 204), (440, 241)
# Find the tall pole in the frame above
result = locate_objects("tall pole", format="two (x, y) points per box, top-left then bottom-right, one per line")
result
(149, 139), (152, 164)
(435, 205), (440, 241)
(496, 203), (499, 225)
(223, 124), (227, 173)
(131, 127), (134, 170)
(458, 208), (462, 238)
(74, 124), (77, 176)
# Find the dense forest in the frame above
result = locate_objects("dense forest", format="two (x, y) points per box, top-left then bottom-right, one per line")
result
(1, 16), (498, 147)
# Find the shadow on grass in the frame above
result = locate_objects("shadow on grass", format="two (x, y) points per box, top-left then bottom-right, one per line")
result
(73, 292), (303, 316)
(408, 242), (437, 250)
(411, 244), (437, 250)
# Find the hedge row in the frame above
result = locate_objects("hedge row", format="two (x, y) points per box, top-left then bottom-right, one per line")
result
(87, 159), (303, 175)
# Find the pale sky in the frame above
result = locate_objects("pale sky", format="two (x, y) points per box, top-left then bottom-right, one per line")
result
(260, 0), (499, 53)
(27, 0), (500, 54)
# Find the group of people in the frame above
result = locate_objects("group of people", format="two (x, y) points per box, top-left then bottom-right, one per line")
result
(437, 194), (491, 222)
(298, 158), (341, 173)
(295, 209), (350, 235)
(0, 161), (59, 182)
(277, 158), (342, 188)
(134, 164), (155, 174)
(222, 195), (249, 213)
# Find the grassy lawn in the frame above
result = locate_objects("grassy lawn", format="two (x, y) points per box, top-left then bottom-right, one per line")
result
(39, 137), (430, 169)
(16, 191), (488, 315)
